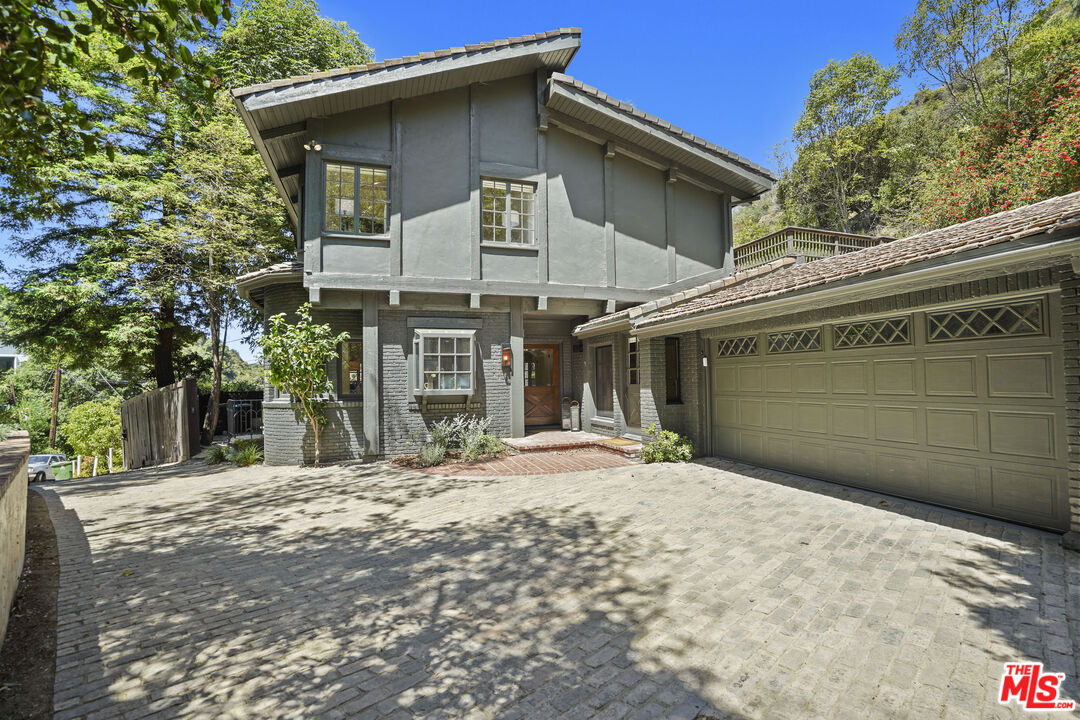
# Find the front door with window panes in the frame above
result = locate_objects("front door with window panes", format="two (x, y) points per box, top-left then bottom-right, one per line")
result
(624, 337), (641, 435)
(523, 344), (559, 426)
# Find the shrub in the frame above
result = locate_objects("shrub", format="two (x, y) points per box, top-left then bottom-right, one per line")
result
(640, 423), (693, 464)
(418, 441), (447, 467)
(206, 445), (228, 465)
(227, 443), (263, 467)
(61, 397), (122, 464)
(429, 414), (491, 449)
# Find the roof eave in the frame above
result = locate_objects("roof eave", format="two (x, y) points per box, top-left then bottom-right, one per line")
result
(233, 93), (299, 228)
(631, 233), (1080, 337)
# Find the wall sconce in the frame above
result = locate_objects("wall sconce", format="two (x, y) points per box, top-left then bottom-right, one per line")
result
(303, 139), (322, 151)
(501, 343), (512, 371)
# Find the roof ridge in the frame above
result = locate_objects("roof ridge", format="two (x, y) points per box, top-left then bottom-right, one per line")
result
(232, 28), (582, 98)
(549, 73), (776, 182)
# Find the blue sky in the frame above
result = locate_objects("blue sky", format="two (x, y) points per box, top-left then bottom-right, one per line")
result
(320, 0), (926, 170)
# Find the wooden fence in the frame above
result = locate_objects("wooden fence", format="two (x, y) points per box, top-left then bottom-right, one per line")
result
(120, 378), (200, 471)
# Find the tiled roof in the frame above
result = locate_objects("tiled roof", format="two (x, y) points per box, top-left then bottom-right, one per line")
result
(236, 261), (304, 285)
(550, 74), (776, 183)
(636, 191), (1080, 328)
(232, 29), (582, 97)
(573, 258), (796, 335)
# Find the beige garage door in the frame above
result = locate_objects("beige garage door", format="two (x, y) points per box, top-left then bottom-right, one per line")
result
(710, 293), (1069, 530)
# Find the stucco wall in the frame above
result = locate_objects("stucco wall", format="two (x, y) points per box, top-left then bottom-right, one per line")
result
(0, 430), (30, 648)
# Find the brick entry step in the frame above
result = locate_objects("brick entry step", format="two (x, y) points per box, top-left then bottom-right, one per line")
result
(503, 431), (643, 458)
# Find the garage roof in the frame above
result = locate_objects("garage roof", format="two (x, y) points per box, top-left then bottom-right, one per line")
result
(576, 191), (1080, 335)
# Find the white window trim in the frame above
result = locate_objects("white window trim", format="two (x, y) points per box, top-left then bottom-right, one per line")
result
(480, 177), (536, 245)
(410, 328), (477, 397)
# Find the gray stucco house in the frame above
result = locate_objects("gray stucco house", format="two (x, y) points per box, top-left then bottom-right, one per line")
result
(234, 29), (1080, 548)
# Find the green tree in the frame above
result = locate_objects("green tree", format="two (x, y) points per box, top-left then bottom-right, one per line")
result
(260, 303), (347, 465)
(780, 54), (901, 233)
(216, 0), (372, 88)
(1, 0), (227, 172)
(896, 0), (1047, 124)
(61, 397), (123, 471)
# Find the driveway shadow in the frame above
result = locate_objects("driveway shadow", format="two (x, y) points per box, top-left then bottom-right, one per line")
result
(37, 473), (749, 719)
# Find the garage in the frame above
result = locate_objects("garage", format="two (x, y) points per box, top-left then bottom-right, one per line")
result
(709, 292), (1070, 530)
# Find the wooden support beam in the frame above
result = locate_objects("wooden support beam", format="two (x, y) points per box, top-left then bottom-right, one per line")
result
(470, 293), (481, 309)
(278, 164), (303, 180)
(260, 120), (307, 142)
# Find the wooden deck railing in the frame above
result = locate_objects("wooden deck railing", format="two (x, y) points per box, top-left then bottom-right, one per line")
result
(734, 227), (893, 272)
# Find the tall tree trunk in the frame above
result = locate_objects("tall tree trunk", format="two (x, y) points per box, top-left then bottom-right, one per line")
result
(48, 362), (61, 448)
(154, 299), (177, 388)
(201, 301), (223, 445)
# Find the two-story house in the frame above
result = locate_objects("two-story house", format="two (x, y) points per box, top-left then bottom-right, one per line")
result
(234, 29), (773, 463)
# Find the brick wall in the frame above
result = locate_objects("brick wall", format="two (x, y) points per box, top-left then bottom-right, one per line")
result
(639, 331), (703, 450)
(1060, 267), (1080, 548)
(380, 310), (512, 456)
(581, 332), (625, 437)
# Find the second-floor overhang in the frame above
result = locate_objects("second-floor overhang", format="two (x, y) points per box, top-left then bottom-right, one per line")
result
(545, 74), (776, 201)
(231, 29), (582, 225)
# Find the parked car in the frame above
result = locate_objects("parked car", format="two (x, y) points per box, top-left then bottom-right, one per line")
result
(28, 454), (67, 482)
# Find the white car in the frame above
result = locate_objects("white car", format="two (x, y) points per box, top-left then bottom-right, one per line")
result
(28, 454), (67, 482)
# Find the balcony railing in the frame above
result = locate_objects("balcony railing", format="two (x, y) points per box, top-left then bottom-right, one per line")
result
(734, 227), (893, 272)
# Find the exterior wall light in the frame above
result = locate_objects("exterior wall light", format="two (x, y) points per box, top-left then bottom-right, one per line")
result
(501, 343), (512, 371)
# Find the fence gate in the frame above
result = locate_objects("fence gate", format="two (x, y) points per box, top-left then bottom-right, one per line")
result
(120, 378), (200, 470)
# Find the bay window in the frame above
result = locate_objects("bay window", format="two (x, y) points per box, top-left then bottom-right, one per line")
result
(411, 329), (476, 396)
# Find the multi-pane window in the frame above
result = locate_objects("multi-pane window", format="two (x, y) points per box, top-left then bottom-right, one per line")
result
(339, 341), (363, 397)
(627, 337), (639, 385)
(413, 330), (474, 395)
(324, 163), (389, 234)
(665, 337), (681, 404)
(481, 178), (535, 244)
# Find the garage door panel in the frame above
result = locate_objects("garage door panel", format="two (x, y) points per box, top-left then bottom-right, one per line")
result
(739, 398), (763, 427)
(988, 410), (1056, 459)
(709, 294), (1066, 531)
(927, 460), (981, 504)
(874, 359), (918, 395)
(794, 363), (827, 393)
(765, 364), (792, 393)
(875, 451), (926, 494)
(796, 403), (828, 434)
(990, 466), (1058, 519)
(832, 404), (870, 439)
(987, 352), (1054, 398)
(926, 408), (980, 451)
(874, 405), (919, 445)
(832, 361), (869, 394)
(765, 401), (793, 430)
(739, 366), (762, 392)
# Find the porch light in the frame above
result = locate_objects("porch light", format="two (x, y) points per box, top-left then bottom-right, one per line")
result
(501, 343), (512, 371)
(303, 139), (322, 151)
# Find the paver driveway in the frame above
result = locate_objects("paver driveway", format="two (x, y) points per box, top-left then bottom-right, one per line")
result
(36, 458), (1080, 719)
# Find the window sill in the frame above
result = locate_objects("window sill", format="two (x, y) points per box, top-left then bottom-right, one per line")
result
(590, 415), (615, 428)
(321, 231), (391, 243)
(666, 399), (684, 406)
(480, 242), (539, 253)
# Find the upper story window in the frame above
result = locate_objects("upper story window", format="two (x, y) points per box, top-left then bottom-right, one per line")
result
(324, 162), (389, 235)
(481, 178), (535, 244)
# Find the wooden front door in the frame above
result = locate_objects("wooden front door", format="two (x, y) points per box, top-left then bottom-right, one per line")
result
(524, 344), (560, 426)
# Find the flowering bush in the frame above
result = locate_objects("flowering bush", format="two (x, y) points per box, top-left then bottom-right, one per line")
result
(919, 36), (1080, 227)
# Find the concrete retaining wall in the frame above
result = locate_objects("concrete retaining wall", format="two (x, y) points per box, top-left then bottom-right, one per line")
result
(0, 430), (31, 648)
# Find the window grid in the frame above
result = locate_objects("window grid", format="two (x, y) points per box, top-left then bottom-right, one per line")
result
(767, 328), (822, 354)
(421, 336), (473, 392)
(833, 317), (910, 349)
(481, 178), (535, 244)
(717, 336), (758, 357)
(926, 300), (1043, 342)
(628, 338), (639, 385)
(340, 341), (363, 397)
(324, 163), (389, 235)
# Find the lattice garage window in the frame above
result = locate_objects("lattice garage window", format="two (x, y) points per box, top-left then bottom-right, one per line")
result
(717, 335), (758, 357)
(927, 299), (1043, 342)
(767, 328), (822, 354)
(833, 316), (910, 349)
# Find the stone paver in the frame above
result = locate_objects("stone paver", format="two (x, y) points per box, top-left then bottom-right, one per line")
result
(36, 458), (1080, 719)
(429, 449), (633, 476)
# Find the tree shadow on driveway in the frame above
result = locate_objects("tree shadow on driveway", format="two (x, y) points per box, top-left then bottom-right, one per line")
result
(37, 469), (748, 720)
